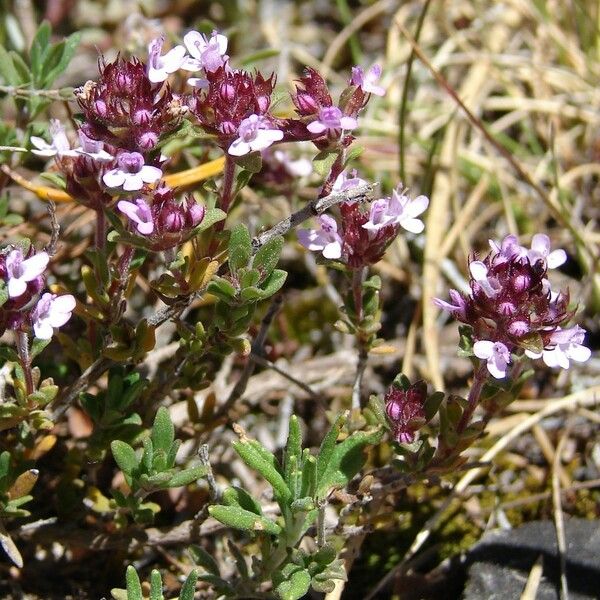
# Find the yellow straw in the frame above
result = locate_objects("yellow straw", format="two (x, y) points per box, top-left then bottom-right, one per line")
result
(0, 156), (226, 204)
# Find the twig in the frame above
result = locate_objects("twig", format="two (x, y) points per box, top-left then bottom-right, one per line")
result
(251, 183), (375, 252)
(45, 201), (60, 257)
(216, 295), (283, 419)
(0, 83), (73, 100)
(250, 353), (319, 399)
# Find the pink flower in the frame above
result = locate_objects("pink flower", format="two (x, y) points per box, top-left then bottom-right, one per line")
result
(526, 325), (591, 369)
(103, 152), (162, 191)
(351, 64), (385, 96)
(4, 249), (48, 298)
(489, 234), (566, 270)
(147, 36), (186, 83)
(384, 381), (427, 444)
(117, 198), (154, 235)
(31, 120), (79, 158)
(182, 30), (228, 75)
(76, 130), (113, 162)
(307, 107), (357, 134)
(332, 169), (367, 194)
(527, 234), (567, 269)
(228, 115), (283, 156)
(473, 340), (511, 379)
(469, 260), (500, 299)
(297, 214), (343, 259)
(362, 186), (428, 233)
(433, 289), (467, 320)
(31, 293), (76, 340)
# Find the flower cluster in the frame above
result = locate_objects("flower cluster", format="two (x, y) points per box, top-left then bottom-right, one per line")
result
(0, 246), (75, 340)
(435, 234), (591, 378)
(385, 380), (427, 444)
(117, 185), (205, 250)
(298, 181), (428, 268)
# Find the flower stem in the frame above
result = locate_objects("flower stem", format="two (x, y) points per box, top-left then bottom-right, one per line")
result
(218, 154), (236, 216)
(15, 331), (34, 396)
(457, 362), (488, 434)
(95, 209), (106, 251)
(351, 267), (367, 410)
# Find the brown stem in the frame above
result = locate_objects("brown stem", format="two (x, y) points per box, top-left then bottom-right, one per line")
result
(351, 267), (367, 410)
(15, 331), (34, 396)
(457, 362), (488, 434)
(95, 209), (106, 251)
(218, 155), (236, 216)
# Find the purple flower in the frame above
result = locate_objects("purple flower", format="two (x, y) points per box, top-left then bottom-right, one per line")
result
(469, 260), (500, 298)
(332, 169), (367, 194)
(297, 214), (343, 259)
(182, 30), (228, 75)
(228, 115), (283, 156)
(31, 293), (76, 340)
(526, 325), (591, 369)
(527, 234), (567, 269)
(117, 198), (154, 235)
(351, 64), (385, 97)
(362, 186), (429, 234)
(307, 106), (358, 134)
(103, 152), (162, 191)
(4, 249), (49, 299)
(147, 36), (186, 83)
(473, 340), (511, 379)
(489, 233), (566, 270)
(76, 130), (113, 162)
(433, 289), (467, 320)
(31, 120), (79, 158)
(384, 381), (427, 444)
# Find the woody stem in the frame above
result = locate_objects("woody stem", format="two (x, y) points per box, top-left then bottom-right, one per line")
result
(457, 362), (488, 434)
(16, 331), (34, 396)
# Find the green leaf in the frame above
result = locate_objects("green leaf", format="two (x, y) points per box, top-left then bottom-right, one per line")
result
(189, 545), (220, 576)
(313, 149), (340, 177)
(166, 465), (207, 488)
(233, 439), (291, 503)
(229, 224), (252, 272)
(0, 45), (20, 85)
(125, 566), (143, 600)
(344, 145), (364, 166)
(9, 51), (31, 84)
(234, 150), (262, 173)
(316, 428), (383, 499)
(111, 441), (138, 476)
(274, 566), (311, 600)
(259, 269), (287, 297)
(284, 415), (302, 484)
(253, 236), (283, 279)
(179, 569), (198, 600)
(194, 207), (226, 232)
(149, 569), (162, 600)
(42, 31), (81, 87)
(316, 415), (345, 484)
(151, 407), (174, 453)
(30, 337), (51, 358)
(208, 505), (281, 535)
(222, 486), (263, 515)
(30, 21), (51, 85)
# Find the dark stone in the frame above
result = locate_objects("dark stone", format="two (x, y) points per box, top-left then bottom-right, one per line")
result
(462, 518), (600, 599)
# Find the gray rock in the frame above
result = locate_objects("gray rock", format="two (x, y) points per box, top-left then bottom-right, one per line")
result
(463, 519), (600, 600)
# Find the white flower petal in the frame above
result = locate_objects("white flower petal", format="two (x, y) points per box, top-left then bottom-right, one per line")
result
(307, 121), (326, 134)
(33, 320), (54, 340)
(228, 139), (251, 156)
(139, 166), (162, 184)
(183, 31), (206, 59)
(123, 174), (144, 191)
(21, 252), (49, 281)
(399, 217), (424, 234)
(547, 249), (567, 269)
(7, 277), (26, 298)
(473, 340), (494, 359)
(103, 169), (126, 188)
(567, 344), (591, 363)
(322, 241), (342, 259)
(469, 261), (488, 281)
(405, 195), (429, 217)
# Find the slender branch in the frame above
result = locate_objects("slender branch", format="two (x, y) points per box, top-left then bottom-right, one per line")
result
(351, 267), (368, 410)
(15, 331), (33, 396)
(0, 83), (73, 99)
(250, 353), (319, 399)
(457, 362), (488, 433)
(252, 183), (375, 252)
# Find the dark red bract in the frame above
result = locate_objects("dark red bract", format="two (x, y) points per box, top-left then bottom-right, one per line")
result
(384, 381), (427, 444)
